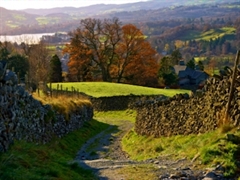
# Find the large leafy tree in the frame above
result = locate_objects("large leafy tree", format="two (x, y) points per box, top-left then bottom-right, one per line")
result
(49, 54), (62, 82)
(113, 24), (159, 85)
(64, 18), (159, 86)
(64, 18), (122, 82)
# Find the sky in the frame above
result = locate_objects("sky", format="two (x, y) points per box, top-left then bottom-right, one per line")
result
(0, 0), (149, 10)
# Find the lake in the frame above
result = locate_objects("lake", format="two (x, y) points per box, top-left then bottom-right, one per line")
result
(0, 33), (55, 44)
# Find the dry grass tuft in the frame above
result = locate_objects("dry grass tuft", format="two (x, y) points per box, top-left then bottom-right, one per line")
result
(216, 108), (235, 133)
(32, 93), (92, 120)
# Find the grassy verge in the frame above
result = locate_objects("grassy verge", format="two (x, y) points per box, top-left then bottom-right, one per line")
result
(49, 82), (189, 97)
(0, 119), (110, 180)
(122, 126), (240, 177)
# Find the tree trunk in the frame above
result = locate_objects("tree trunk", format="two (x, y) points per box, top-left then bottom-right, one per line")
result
(101, 66), (112, 82)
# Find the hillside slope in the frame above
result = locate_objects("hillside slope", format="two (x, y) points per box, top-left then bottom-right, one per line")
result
(0, 0), (239, 35)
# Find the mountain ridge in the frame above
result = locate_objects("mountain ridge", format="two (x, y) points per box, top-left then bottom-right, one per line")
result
(0, 0), (239, 35)
(18, 0), (238, 16)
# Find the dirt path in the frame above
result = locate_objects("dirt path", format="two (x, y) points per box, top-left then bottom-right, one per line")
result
(73, 119), (228, 180)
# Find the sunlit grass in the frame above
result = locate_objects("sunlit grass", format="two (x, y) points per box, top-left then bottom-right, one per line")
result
(122, 127), (240, 177)
(94, 109), (137, 124)
(50, 82), (190, 98)
(179, 27), (236, 41)
(33, 93), (92, 121)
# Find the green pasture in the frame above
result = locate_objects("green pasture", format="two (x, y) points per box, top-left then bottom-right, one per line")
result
(194, 55), (234, 63)
(36, 17), (49, 25)
(179, 27), (235, 41)
(13, 14), (26, 21)
(221, 4), (240, 8)
(47, 44), (65, 50)
(36, 17), (61, 25)
(194, 56), (207, 63)
(6, 22), (19, 28)
(50, 82), (190, 97)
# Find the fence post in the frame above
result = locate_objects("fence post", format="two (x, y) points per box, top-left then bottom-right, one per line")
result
(56, 84), (59, 98)
(224, 50), (240, 123)
(71, 86), (74, 98)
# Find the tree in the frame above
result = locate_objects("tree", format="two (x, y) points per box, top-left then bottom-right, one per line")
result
(158, 56), (177, 86)
(65, 18), (122, 82)
(171, 48), (182, 65)
(113, 24), (159, 85)
(198, 60), (204, 71)
(186, 58), (195, 69)
(205, 57), (217, 76)
(28, 42), (51, 84)
(64, 18), (159, 86)
(0, 42), (10, 60)
(7, 54), (29, 82)
(65, 43), (92, 82)
(49, 54), (62, 82)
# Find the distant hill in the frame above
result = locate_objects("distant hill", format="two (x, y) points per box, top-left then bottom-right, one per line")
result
(0, 7), (38, 29)
(0, 0), (239, 35)
(21, 0), (239, 16)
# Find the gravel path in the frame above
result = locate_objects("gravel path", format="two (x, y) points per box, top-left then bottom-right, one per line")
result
(72, 119), (233, 180)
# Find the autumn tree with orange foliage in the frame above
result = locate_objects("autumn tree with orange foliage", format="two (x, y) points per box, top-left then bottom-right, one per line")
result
(64, 18), (159, 86)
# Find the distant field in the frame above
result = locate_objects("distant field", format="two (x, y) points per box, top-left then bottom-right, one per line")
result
(180, 27), (235, 41)
(194, 56), (207, 63)
(36, 17), (49, 25)
(36, 17), (61, 25)
(13, 14), (26, 21)
(50, 82), (190, 97)
(194, 55), (234, 63)
(221, 4), (240, 8)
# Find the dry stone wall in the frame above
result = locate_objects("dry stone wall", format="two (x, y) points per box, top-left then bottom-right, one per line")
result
(90, 95), (168, 111)
(135, 75), (240, 137)
(0, 83), (93, 152)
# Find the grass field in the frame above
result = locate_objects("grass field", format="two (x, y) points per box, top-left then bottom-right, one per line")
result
(180, 27), (236, 41)
(50, 82), (190, 98)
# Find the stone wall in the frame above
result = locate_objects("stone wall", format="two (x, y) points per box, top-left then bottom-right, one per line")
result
(135, 75), (240, 137)
(90, 95), (166, 111)
(0, 83), (93, 152)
